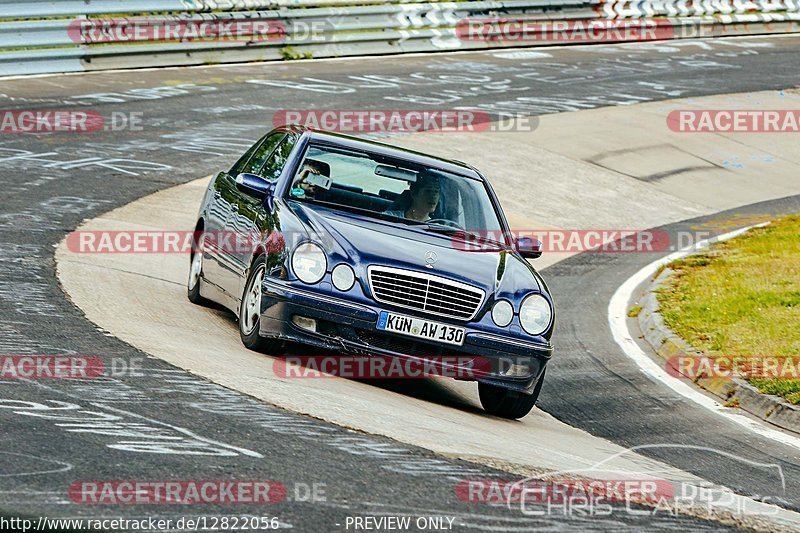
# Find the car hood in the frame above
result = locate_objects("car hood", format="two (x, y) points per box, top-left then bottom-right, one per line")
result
(286, 201), (543, 298)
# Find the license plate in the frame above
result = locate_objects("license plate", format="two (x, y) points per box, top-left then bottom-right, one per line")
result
(376, 311), (465, 346)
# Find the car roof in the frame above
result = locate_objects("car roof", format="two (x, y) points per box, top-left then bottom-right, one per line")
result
(273, 125), (484, 180)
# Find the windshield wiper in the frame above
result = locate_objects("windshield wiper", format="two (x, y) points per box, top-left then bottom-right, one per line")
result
(422, 224), (508, 248)
(295, 198), (427, 226)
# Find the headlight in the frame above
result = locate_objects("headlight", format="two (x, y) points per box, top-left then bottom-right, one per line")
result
(292, 242), (327, 284)
(491, 300), (513, 327)
(331, 264), (355, 291)
(519, 294), (552, 336)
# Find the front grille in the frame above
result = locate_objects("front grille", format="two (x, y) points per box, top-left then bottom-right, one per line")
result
(368, 266), (485, 320)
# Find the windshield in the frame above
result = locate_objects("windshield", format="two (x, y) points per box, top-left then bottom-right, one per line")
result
(286, 143), (505, 234)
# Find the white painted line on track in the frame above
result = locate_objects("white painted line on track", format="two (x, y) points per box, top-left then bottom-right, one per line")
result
(93, 402), (265, 458)
(608, 223), (800, 452)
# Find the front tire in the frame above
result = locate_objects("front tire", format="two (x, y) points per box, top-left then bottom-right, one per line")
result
(188, 243), (209, 306)
(479, 370), (545, 420)
(239, 255), (282, 354)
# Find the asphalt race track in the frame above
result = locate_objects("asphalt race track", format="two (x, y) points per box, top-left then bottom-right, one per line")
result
(543, 194), (800, 511)
(2, 35), (800, 531)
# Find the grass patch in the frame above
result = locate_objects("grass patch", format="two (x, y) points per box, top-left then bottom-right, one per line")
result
(628, 305), (643, 318)
(657, 215), (800, 404)
(280, 46), (313, 60)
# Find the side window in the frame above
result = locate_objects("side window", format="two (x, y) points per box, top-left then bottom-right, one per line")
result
(258, 133), (299, 182)
(241, 133), (284, 176)
(229, 136), (264, 176)
(228, 137), (264, 177)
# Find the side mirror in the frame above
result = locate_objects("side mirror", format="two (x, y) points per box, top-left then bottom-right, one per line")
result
(235, 173), (273, 199)
(515, 236), (542, 259)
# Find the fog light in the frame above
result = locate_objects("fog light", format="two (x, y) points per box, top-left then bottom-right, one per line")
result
(331, 264), (355, 291)
(292, 315), (317, 332)
(504, 364), (530, 377)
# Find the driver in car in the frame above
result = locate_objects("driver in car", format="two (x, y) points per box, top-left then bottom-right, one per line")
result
(384, 171), (441, 222)
(291, 159), (329, 198)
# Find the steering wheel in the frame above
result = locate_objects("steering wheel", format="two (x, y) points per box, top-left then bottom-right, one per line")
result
(426, 218), (465, 230)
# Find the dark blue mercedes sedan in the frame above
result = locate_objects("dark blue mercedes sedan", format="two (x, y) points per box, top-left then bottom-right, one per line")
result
(189, 125), (554, 419)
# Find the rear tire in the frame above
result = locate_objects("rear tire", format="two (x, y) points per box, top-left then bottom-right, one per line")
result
(479, 370), (546, 420)
(239, 255), (283, 354)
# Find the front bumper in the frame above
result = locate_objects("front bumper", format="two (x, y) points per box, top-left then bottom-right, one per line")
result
(260, 278), (552, 394)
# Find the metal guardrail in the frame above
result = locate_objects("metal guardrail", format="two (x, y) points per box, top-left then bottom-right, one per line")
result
(1, 0), (799, 77)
